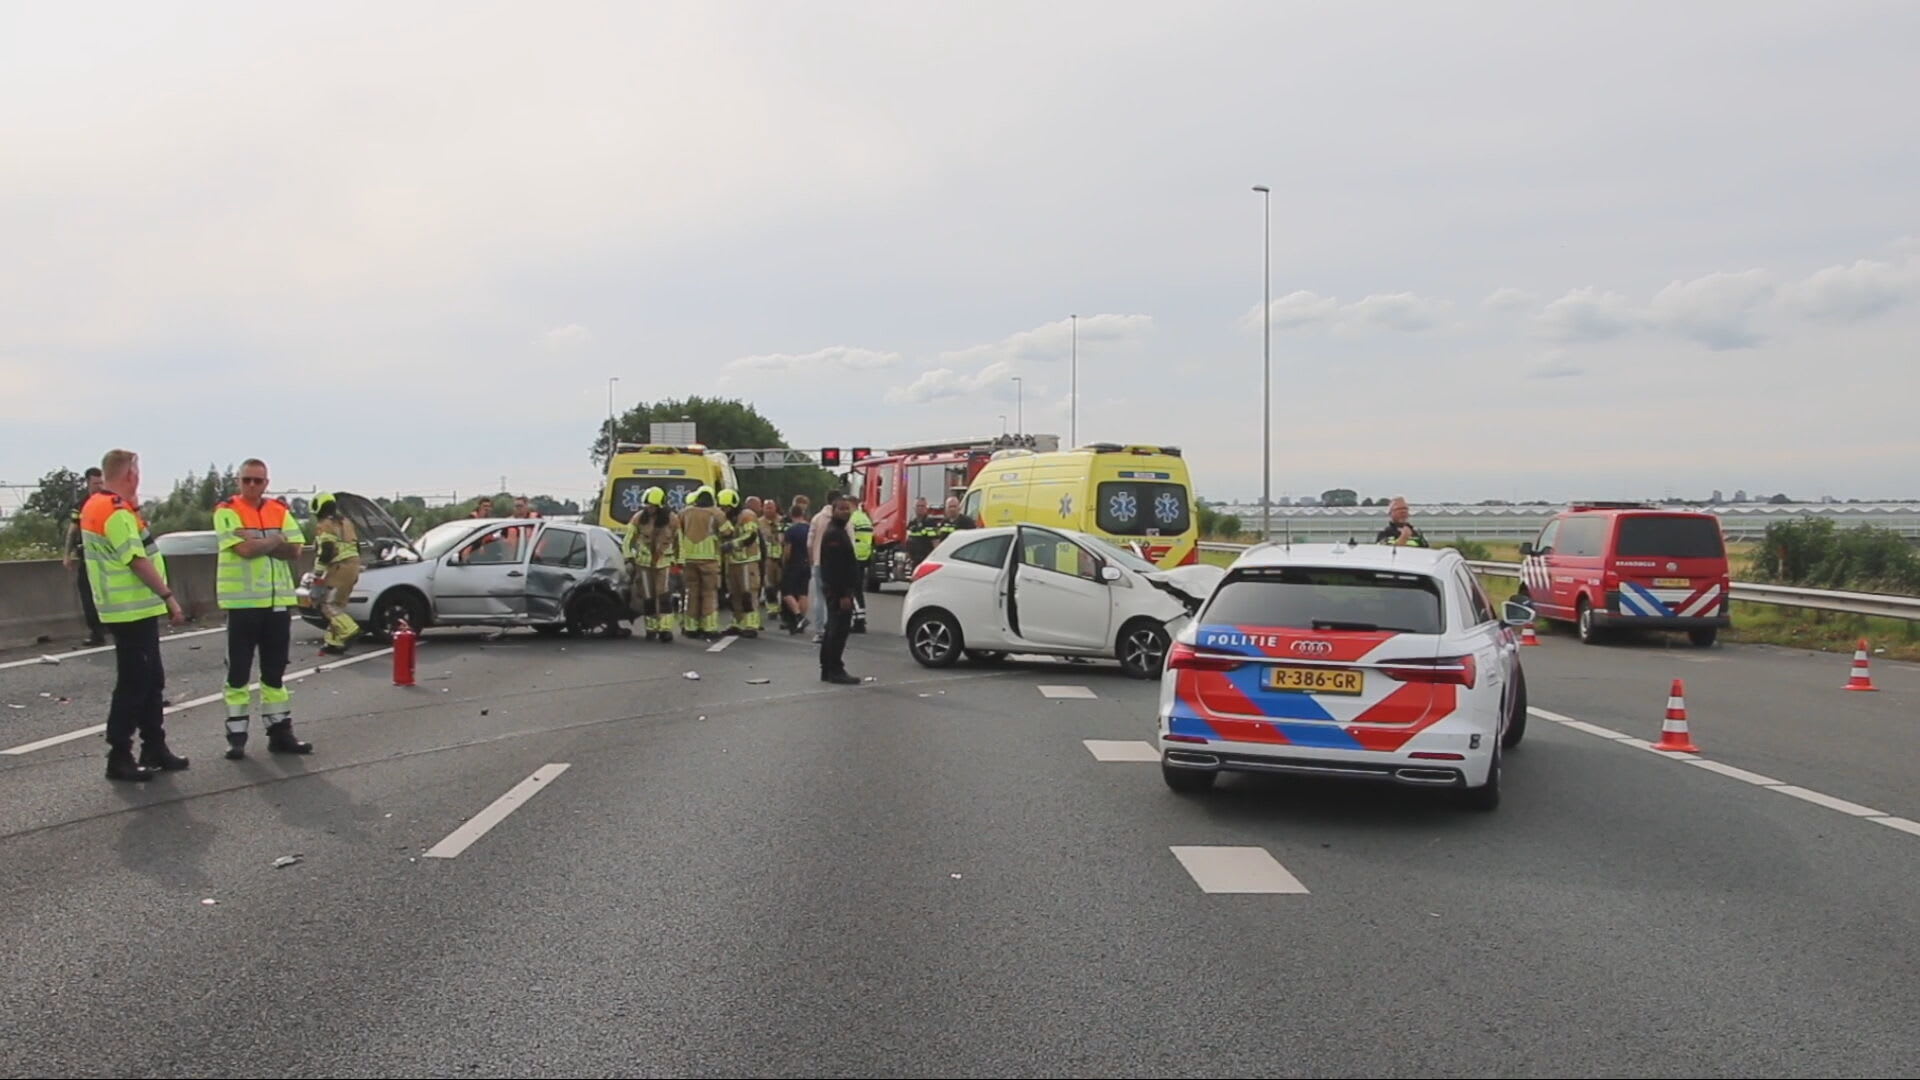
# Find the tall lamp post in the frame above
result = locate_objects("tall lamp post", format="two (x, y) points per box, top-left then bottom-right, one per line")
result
(1252, 184), (1271, 541)
(1070, 313), (1078, 447)
(1011, 376), (1024, 435)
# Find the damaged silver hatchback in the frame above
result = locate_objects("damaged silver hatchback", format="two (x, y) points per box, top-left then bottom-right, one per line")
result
(296, 493), (632, 640)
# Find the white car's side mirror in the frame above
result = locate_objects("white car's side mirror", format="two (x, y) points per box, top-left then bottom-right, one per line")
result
(1100, 565), (1123, 583)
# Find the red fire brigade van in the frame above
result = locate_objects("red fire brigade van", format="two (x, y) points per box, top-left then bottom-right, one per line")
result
(1517, 502), (1733, 647)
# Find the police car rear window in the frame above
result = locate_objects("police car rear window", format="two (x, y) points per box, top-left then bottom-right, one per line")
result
(1615, 516), (1724, 560)
(1096, 481), (1190, 536)
(1203, 568), (1444, 635)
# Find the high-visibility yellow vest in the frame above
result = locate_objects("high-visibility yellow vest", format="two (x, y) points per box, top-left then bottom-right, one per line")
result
(679, 506), (723, 562)
(625, 513), (679, 567)
(80, 493), (169, 623)
(725, 509), (763, 564)
(213, 497), (305, 609)
(851, 510), (875, 561)
(315, 517), (359, 569)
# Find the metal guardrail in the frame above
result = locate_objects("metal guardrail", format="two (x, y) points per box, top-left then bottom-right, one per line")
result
(1198, 543), (1920, 621)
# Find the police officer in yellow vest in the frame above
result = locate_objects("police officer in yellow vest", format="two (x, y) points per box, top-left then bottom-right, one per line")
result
(213, 458), (313, 759)
(624, 486), (680, 643)
(849, 497), (875, 633)
(678, 485), (726, 642)
(718, 489), (763, 638)
(81, 448), (189, 782)
(311, 493), (362, 655)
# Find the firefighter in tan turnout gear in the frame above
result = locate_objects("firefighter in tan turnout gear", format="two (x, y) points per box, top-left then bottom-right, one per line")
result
(624, 486), (680, 643)
(718, 489), (763, 638)
(311, 493), (362, 655)
(678, 485), (726, 643)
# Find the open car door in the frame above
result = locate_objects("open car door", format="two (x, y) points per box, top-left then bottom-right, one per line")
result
(332, 492), (421, 567)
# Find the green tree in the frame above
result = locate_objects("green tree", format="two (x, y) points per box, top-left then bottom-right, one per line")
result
(24, 467), (87, 518)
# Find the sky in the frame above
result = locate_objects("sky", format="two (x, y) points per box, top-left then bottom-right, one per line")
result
(3, 0), (1918, 509)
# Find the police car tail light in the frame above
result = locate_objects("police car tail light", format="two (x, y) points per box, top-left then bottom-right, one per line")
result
(1381, 655), (1477, 688)
(1167, 641), (1243, 672)
(911, 560), (944, 582)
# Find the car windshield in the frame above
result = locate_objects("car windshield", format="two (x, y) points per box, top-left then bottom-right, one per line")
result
(1202, 566), (1444, 635)
(1080, 534), (1159, 574)
(418, 521), (487, 561)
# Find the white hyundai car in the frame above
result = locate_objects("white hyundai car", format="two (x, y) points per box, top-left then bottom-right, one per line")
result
(901, 524), (1225, 677)
(1156, 542), (1534, 810)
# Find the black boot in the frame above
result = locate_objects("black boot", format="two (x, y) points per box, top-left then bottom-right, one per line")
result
(225, 733), (248, 760)
(106, 748), (156, 782)
(266, 720), (313, 755)
(139, 738), (190, 771)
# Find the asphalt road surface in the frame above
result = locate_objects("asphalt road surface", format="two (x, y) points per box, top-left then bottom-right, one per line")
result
(1, 596), (1915, 1078)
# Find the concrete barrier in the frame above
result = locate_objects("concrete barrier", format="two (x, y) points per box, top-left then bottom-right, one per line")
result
(0, 554), (312, 650)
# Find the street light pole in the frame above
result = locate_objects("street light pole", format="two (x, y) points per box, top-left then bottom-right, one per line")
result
(607, 376), (620, 458)
(1070, 314), (1078, 447)
(1012, 376), (1024, 435)
(1253, 185), (1271, 541)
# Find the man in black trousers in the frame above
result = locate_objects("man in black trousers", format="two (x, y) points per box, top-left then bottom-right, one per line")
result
(817, 494), (862, 686)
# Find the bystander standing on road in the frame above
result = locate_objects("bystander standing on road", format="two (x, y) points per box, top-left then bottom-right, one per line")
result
(63, 466), (107, 646)
(817, 494), (862, 685)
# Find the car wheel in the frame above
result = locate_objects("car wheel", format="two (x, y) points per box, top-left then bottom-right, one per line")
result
(1457, 744), (1501, 811)
(371, 590), (428, 642)
(908, 610), (963, 668)
(1688, 628), (1718, 648)
(1118, 619), (1171, 679)
(1577, 599), (1603, 645)
(567, 590), (625, 637)
(1162, 761), (1217, 794)
(1502, 664), (1528, 749)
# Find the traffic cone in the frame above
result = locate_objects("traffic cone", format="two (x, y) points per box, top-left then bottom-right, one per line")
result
(1520, 624), (1541, 647)
(1843, 639), (1878, 692)
(1653, 678), (1700, 753)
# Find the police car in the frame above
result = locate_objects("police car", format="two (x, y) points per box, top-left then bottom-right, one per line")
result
(1156, 542), (1534, 810)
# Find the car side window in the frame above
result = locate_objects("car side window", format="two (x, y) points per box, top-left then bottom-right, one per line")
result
(1021, 528), (1096, 581)
(1534, 519), (1560, 556)
(462, 524), (532, 565)
(1457, 567), (1495, 625)
(950, 534), (1011, 568)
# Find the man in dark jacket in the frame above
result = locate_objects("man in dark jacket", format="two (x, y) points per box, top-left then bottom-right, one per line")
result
(817, 495), (863, 685)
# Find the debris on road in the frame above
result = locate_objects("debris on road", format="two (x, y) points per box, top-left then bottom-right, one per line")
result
(5, 703), (23, 710)
(39, 692), (51, 698)
(273, 855), (303, 869)
(481, 709), (491, 716)
(39, 655), (60, 665)
(201, 898), (218, 906)
(746, 678), (770, 685)
(950, 873), (963, 880)
(683, 671), (701, 681)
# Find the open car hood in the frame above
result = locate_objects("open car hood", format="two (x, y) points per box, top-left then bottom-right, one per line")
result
(332, 492), (419, 564)
(1140, 563), (1224, 612)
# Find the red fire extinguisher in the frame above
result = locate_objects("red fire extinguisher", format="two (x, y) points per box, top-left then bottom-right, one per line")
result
(393, 618), (417, 686)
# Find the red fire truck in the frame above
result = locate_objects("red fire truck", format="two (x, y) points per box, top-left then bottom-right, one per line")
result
(846, 434), (1058, 587)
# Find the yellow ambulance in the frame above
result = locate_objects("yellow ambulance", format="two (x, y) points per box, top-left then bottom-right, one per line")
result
(959, 443), (1200, 568)
(597, 444), (738, 528)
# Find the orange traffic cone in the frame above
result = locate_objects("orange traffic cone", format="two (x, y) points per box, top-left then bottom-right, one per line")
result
(1843, 639), (1878, 692)
(1520, 624), (1541, 647)
(1653, 678), (1700, 753)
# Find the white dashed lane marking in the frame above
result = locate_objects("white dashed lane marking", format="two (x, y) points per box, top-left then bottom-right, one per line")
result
(1038, 685), (1097, 700)
(1083, 739), (1160, 762)
(424, 763), (570, 859)
(1529, 706), (1913, 839)
(1, 647), (395, 755)
(1170, 846), (1310, 895)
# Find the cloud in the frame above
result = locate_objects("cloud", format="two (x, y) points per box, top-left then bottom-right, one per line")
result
(1647, 269), (1773, 350)
(1532, 287), (1641, 343)
(937, 314), (1152, 368)
(1339, 292), (1453, 332)
(1483, 287), (1538, 313)
(1782, 257), (1920, 324)
(728, 346), (902, 373)
(1243, 290), (1450, 333)
(538, 324), (595, 350)
(885, 360), (1015, 405)
(1528, 350), (1586, 379)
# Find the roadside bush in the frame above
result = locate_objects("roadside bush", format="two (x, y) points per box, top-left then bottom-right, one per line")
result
(1440, 539), (1491, 561)
(1750, 518), (1920, 595)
